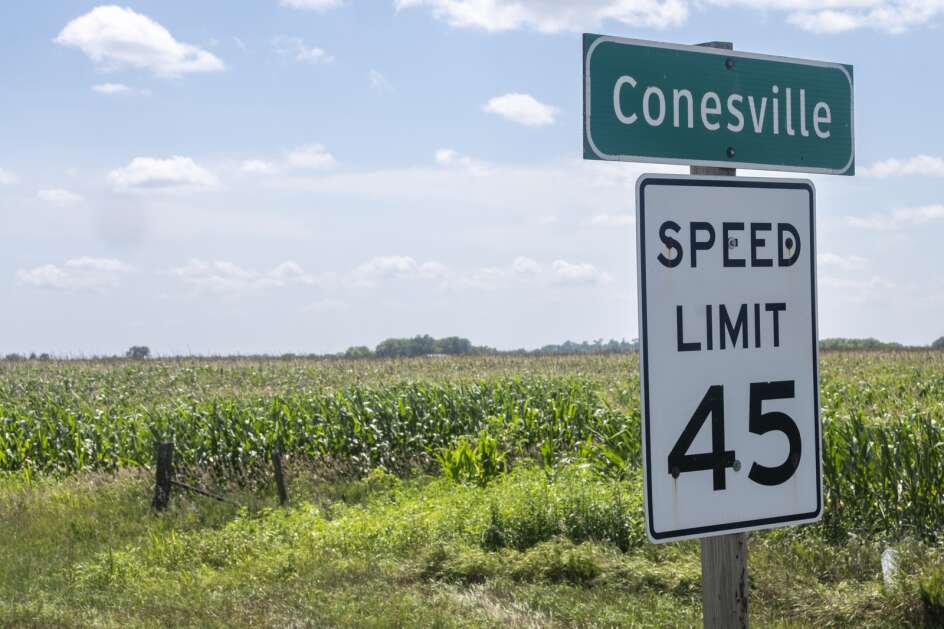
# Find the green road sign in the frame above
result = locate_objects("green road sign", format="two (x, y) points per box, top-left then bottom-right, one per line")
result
(583, 35), (854, 175)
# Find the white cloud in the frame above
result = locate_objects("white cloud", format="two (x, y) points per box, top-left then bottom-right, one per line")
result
(55, 6), (224, 78)
(785, 2), (944, 34)
(551, 260), (613, 286)
(270, 261), (318, 284)
(435, 149), (488, 175)
(434, 149), (455, 165)
(511, 256), (541, 275)
(270, 156), (673, 223)
(241, 160), (278, 175)
(241, 145), (336, 177)
(92, 82), (128, 94)
(15, 251), (619, 301)
(818, 252), (868, 271)
(37, 189), (84, 205)
(109, 156), (219, 191)
(893, 205), (944, 224)
(349, 255), (580, 291)
(463, 267), (506, 290)
(170, 254), (551, 295)
(847, 204), (944, 231)
(584, 213), (634, 228)
(397, 0), (944, 35)
(862, 155), (944, 178)
(786, 9), (863, 34)
(272, 36), (334, 64)
(846, 216), (894, 231)
(394, 0), (689, 31)
(287, 144), (337, 171)
(92, 82), (150, 96)
(280, 0), (345, 10)
(171, 259), (319, 295)
(355, 256), (421, 279)
(483, 93), (557, 127)
(300, 298), (348, 313)
(0, 168), (16, 185)
(747, 1), (944, 34)
(353, 256), (449, 286)
(819, 275), (896, 303)
(342, 255), (614, 291)
(370, 69), (392, 92)
(346, 255), (616, 291)
(16, 257), (135, 292)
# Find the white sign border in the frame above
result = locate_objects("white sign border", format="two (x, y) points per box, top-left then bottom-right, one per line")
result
(584, 35), (856, 176)
(636, 173), (823, 543)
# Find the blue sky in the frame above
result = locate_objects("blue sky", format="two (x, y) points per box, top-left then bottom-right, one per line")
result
(1, 1), (942, 355)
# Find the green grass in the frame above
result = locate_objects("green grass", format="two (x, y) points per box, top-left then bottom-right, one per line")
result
(0, 352), (942, 626)
(1, 464), (939, 627)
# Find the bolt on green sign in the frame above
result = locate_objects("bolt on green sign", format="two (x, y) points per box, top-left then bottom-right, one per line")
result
(583, 35), (855, 175)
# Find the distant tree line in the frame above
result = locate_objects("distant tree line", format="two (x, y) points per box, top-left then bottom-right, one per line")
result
(2, 352), (51, 362)
(340, 336), (638, 359)
(818, 338), (904, 350)
(344, 335), (492, 359)
(3, 347), (151, 361)
(528, 338), (638, 355)
(5, 337), (944, 362)
(126, 346), (151, 359)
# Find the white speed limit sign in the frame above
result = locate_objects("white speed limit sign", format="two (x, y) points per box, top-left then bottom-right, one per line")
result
(636, 174), (822, 542)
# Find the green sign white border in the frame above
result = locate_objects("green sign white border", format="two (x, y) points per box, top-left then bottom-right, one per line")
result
(584, 35), (855, 175)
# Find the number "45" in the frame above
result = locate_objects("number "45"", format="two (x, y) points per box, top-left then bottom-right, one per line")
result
(667, 381), (801, 490)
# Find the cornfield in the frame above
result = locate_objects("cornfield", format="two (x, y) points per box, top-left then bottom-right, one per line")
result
(0, 352), (941, 540)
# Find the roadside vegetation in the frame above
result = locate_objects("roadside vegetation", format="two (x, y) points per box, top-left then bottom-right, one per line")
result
(0, 353), (942, 627)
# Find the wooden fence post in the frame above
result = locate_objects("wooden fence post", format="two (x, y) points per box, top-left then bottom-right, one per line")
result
(152, 442), (174, 511)
(272, 448), (289, 506)
(691, 39), (749, 629)
(700, 533), (749, 628)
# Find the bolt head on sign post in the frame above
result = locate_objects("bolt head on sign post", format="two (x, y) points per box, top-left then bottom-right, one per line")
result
(583, 35), (854, 174)
(636, 175), (822, 542)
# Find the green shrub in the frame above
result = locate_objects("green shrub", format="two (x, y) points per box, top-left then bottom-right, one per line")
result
(436, 431), (506, 487)
(419, 539), (603, 586)
(508, 539), (603, 585)
(921, 565), (944, 626)
(418, 543), (500, 584)
(475, 466), (643, 553)
(480, 504), (504, 551)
